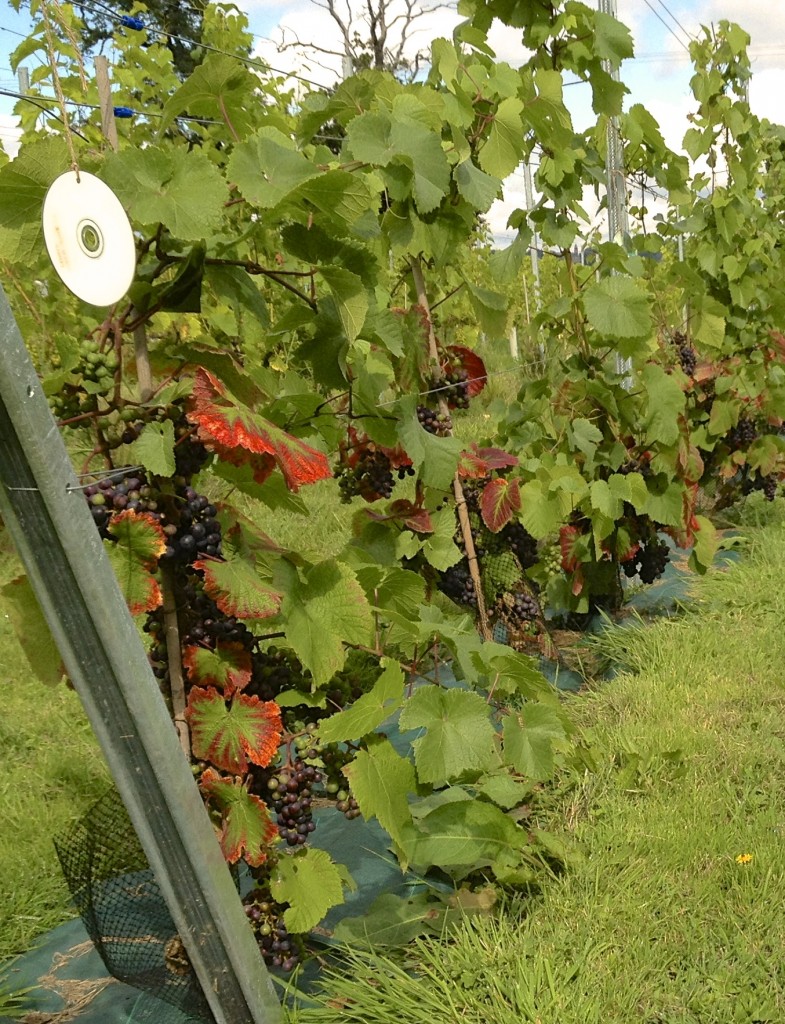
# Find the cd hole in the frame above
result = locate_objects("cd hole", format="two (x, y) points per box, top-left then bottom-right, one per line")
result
(80, 224), (101, 253)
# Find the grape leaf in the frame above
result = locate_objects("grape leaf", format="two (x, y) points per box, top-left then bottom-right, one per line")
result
(183, 642), (252, 696)
(159, 53), (253, 134)
(475, 772), (534, 810)
(480, 477), (521, 533)
(132, 420), (175, 477)
(186, 687), (282, 773)
(1, 576), (65, 686)
(227, 129), (319, 209)
(583, 276), (652, 340)
(282, 560), (373, 686)
(641, 364), (686, 447)
(401, 798), (525, 876)
(103, 147), (226, 240)
(446, 345), (488, 397)
(454, 158), (500, 212)
(332, 891), (443, 946)
(398, 687), (498, 785)
(343, 738), (416, 848)
(318, 660), (405, 743)
(0, 136), (68, 262)
(271, 848), (345, 933)
(319, 266), (368, 343)
(105, 511), (166, 615)
(194, 554), (282, 621)
(199, 768), (278, 867)
(459, 443), (519, 479)
(187, 368), (331, 491)
(478, 97), (525, 178)
(396, 396), (463, 490)
(362, 499), (433, 534)
(502, 703), (568, 781)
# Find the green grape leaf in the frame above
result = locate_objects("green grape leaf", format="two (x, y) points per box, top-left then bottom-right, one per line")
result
(593, 10), (634, 64)
(103, 147), (225, 240)
(0, 136), (68, 262)
(398, 687), (498, 785)
(105, 511), (166, 615)
(401, 798), (524, 876)
(227, 129), (319, 208)
(421, 507), (463, 571)
(159, 53), (253, 133)
(318, 660), (405, 743)
(332, 891), (443, 947)
(480, 477), (521, 533)
(641, 364), (686, 447)
(478, 97), (525, 178)
(186, 687), (283, 773)
(271, 848), (345, 933)
(689, 514), (718, 573)
(282, 560), (373, 686)
(343, 738), (416, 848)
(132, 420), (175, 477)
(194, 554), (282, 621)
(187, 368), (331, 491)
(454, 158), (501, 212)
(296, 170), (373, 224)
(502, 703), (568, 781)
(463, 280), (508, 338)
(519, 480), (564, 539)
(396, 396), (463, 490)
(1, 576), (65, 686)
(183, 642), (252, 696)
(475, 772), (534, 810)
(199, 768), (278, 868)
(319, 267), (368, 342)
(583, 276), (652, 340)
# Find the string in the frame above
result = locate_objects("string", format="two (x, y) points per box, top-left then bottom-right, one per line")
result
(40, 1), (84, 177)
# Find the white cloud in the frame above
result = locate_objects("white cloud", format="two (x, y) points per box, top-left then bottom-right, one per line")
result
(0, 114), (21, 158)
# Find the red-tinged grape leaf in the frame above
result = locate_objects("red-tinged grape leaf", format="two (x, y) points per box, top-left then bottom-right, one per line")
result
(202, 435), (277, 487)
(199, 768), (279, 867)
(187, 368), (331, 491)
(362, 499), (433, 534)
(183, 642), (252, 695)
(459, 443), (519, 479)
(187, 687), (283, 773)
(559, 525), (583, 573)
(194, 554), (282, 620)
(104, 513), (165, 615)
(570, 564), (585, 597)
(480, 477), (521, 533)
(107, 510), (167, 567)
(446, 345), (487, 397)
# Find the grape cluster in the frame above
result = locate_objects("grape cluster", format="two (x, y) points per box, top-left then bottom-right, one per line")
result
(84, 470), (159, 536)
(243, 888), (301, 972)
(501, 521), (538, 570)
(417, 405), (452, 436)
(336, 448), (394, 502)
(622, 537), (670, 584)
(162, 488), (221, 562)
(268, 760), (319, 847)
(540, 542), (563, 578)
(319, 746), (361, 820)
(433, 368), (470, 410)
(247, 647), (307, 703)
(729, 417), (758, 450)
(678, 343), (697, 376)
(438, 560), (478, 608)
(619, 457), (653, 479)
(508, 591), (539, 626)
(179, 578), (253, 647)
(763, 474), (778, 501)
(174, 421), (211, 478)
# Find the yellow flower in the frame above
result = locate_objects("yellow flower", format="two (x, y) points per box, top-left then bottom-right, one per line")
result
(735, 853), (753, 865)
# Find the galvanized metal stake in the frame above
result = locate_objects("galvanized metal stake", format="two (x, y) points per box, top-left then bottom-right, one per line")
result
(0, 282), (281, 1024)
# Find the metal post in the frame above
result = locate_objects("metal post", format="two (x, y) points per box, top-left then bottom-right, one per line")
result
(17, 66), (30, 94)
(522, 161), (542, 312)
(0, 283), (281, 1024)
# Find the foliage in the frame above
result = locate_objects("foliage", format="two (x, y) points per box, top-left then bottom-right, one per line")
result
(2, 0), (785, 973)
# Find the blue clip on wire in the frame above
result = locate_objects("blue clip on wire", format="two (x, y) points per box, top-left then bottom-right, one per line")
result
(113, 106), (134, 118)
(120, 15), (145, 30)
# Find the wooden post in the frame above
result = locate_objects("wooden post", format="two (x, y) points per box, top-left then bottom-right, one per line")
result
(0, 283), (281, 1024)
(94, 55), (119, 152)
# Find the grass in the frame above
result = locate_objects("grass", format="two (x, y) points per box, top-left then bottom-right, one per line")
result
(291, 521), (785, 1024)
(0, 552), (108, 960)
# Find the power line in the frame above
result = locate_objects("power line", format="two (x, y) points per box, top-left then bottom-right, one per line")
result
(651, 0), (694, 47)
(640, 0), (691, 54)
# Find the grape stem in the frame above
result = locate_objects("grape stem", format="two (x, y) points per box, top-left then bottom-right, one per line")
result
(161, 563), (191, 760)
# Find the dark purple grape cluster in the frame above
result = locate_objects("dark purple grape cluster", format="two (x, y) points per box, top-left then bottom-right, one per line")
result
(336, 448), (394, 502)
(729, 417), (758, 450)
(246, 647), (308, 703)
(268, 760), (319, 847)
(179, 578), (253, 647)
(432, 368), (470, 410)
(162, 488), (221, 562)
(618, 458), (653, 478)
(397, 463), (416, 481)
(763, 474), (778, 501)
(417, 405), (452, 436)
(502, 521), (538, 570)
(438, 559), (478, 608)
(174, 424), (210, 478)
(85, 470), (160, 536)
(508, 592), (539, 625)
(678, 344), (697, 376)
(243, 888), (301, 972)
(623, 537), (670, 584)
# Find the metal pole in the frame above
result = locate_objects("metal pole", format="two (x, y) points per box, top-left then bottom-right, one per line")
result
(598, 0), (631, 380)
(0, 283), (281, 1024)
(17, 66), (30, 94)
(522, 161), (542, 312)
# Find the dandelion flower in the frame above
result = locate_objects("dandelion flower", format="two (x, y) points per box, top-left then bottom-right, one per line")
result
(735, 853), (753, 865)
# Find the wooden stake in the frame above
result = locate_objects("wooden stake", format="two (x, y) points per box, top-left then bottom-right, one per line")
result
(94, 56), (119, 153)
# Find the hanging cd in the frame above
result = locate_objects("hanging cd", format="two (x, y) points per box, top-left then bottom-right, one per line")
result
(42, 171), (136, 307)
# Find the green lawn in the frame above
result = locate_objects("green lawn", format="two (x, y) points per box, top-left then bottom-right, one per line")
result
(293, 520), (785, 1024)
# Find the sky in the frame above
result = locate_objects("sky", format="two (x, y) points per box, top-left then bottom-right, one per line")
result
(2, 0), (785, 240)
